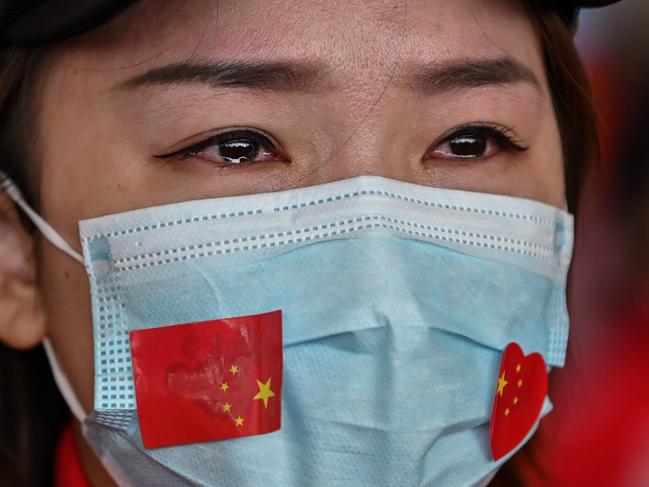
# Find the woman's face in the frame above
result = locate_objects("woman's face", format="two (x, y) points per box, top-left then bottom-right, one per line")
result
(28, 0), (561, 458)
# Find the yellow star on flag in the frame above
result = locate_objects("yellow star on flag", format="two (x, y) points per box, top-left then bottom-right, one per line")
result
(497, 372), (508, 397)
(253, 377), (276, 409)
(229, 364), (239, 375)
(220, 381), (229, 392)
(222, 402), (232, 413)
(235, 416), (245, 426)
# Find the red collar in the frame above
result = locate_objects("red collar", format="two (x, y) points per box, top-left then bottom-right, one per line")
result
(55, 422), (91, 487)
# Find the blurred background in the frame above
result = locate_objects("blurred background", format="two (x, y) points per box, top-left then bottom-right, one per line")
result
(1, 2), (646, 486)
(495, 1), (649, 485)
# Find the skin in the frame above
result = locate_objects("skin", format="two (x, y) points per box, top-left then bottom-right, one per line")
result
(0, 0), (564, 484)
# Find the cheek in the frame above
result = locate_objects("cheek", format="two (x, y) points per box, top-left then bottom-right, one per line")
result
(478, 98), (565, 207)
(422, 126), (565, 206)
(407, 86), (566, 206)
(38, 242), (95, 414)
(524, 107), (566, 208)
(482, 127), (564, 207)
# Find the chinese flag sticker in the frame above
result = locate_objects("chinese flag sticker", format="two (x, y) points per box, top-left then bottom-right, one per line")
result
(490, 342), (547, 461)
(129, 310), (282, 449)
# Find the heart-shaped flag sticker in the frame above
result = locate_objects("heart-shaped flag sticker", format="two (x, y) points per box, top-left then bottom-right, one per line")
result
(490, 342), (548, 461)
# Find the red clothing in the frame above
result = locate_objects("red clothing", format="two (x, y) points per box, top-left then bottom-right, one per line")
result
(55, 422), (91, 487)
(501, 299), (649, 486)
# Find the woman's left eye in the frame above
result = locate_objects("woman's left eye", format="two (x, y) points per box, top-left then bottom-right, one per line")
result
(425, 124), (528, 161)
(155, 128), (285, 167)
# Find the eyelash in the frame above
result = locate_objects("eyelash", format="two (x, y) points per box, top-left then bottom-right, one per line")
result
(427, 123), (528, 159)
(153, 128), (284, 167)
(154, 123), (528, 167)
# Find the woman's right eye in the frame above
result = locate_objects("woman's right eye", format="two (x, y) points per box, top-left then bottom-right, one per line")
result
(154, 128), (286, 167)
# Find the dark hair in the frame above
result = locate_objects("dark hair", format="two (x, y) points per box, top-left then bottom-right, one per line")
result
(530, 8), (601, 213)
(0, 47), (47, 227)
(0, 6), (600, 486)
(0, 46), (70, 487)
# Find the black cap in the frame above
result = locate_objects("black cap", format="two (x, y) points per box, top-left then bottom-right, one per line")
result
(1, 0), (623, 46)
(551, 0), (624, 26)
(1, 0), (136, 45)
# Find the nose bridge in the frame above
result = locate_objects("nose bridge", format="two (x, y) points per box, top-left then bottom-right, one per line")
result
(298, 26), (415, 187)
(306, 99), (414, 185)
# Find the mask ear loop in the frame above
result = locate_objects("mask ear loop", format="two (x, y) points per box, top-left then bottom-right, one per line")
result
(0, 172), (84, 264)
(1, 171), (87, 421)
(43, 338), (88, 422)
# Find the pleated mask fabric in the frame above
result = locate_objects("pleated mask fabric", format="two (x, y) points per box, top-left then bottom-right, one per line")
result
(70, 175), (573, 486)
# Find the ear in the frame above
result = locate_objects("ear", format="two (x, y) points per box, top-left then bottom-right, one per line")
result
(0, 187), (46, 349)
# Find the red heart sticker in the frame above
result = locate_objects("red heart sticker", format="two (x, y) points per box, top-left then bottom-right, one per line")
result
(490, 342), (548, 461)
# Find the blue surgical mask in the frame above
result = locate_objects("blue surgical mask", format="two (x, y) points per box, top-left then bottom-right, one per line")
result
(1, 173), (573, 486)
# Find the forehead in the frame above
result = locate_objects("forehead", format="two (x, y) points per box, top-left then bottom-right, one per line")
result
(52, 0), (541, 82)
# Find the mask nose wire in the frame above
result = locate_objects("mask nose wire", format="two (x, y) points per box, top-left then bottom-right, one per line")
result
(0, 172), (84, 264)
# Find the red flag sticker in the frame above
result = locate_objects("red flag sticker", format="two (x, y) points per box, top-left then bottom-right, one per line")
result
(490, 342), (548, 461)
(129, 310), (283, 449)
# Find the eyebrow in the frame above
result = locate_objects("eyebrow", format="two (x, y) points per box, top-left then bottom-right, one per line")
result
(114, 56), (540, 95)
(115, 60), (326, 93)
(410, 57), (541, 95)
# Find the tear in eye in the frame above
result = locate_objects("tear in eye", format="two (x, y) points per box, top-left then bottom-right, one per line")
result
(219, 138), (262, 164)
(190, 130), (281, 166)
(155, 128), (286, 167)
